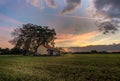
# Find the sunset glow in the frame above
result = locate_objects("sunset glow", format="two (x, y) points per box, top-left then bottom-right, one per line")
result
(0, 0), (120, 48)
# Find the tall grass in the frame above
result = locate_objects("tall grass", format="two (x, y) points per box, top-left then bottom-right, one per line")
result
(0, 54), (120, 81)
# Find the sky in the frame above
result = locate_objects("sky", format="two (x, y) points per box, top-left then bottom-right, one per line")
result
(0, 0), (120, 48)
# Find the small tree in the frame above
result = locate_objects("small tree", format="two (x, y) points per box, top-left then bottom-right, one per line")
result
(10, 23), (56, 55)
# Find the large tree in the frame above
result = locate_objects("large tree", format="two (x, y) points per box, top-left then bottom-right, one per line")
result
(10, 23), (56, 55)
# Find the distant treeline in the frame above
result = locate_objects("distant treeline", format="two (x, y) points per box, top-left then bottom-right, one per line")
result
(72, 50), (120, 54)
(0, 48), (22, 55)
(0, 48), (120, 55)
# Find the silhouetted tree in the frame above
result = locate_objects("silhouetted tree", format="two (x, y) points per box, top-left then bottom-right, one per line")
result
(91, 50), (98, 54)
(1, 48), (10, 54)
(55, 47), (65, 54)
(10, 48), (22, 54)
(10, 23), (56, 55)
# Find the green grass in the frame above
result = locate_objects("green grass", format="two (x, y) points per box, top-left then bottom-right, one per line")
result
(0, 54), (120, 81)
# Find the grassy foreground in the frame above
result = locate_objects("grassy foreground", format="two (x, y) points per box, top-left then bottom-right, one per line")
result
(0, 54), (120, 81)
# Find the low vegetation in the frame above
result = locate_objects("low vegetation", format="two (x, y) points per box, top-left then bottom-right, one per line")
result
(0, 54), (120, 81)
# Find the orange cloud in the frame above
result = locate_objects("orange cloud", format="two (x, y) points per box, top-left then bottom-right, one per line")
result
(55, 31), (101, 47)
(0, 26), (15, 48)
(0, 33), (13, 48)
(84, 37), (111, 46)
(0, 38), (13, 48)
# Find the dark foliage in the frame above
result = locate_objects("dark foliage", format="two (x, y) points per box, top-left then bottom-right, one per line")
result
(9, 23), (56, 55)
(10, 48), (23, 54)
(0, 48), (10, 54)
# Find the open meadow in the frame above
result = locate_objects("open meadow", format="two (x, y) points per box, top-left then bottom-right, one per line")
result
(0, 54), (120, 81)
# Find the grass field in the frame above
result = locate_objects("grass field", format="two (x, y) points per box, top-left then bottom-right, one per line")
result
(0, 54), (120, 81)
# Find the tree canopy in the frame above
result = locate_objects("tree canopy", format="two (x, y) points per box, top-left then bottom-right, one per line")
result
(10, 23), (56, 55)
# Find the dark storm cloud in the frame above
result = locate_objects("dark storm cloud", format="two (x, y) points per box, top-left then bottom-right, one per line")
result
(61, 0), (81, 14)
(95, 20), (119, 34)
(91, 0), (120, 34)
(46, 0), (56, 8)
(93, 0), (120, 18)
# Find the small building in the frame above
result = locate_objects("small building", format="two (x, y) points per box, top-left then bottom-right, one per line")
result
(37, 45), (48, 55)
(36, 44), (60, 56)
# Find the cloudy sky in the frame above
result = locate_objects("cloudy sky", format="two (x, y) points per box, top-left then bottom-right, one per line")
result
(0, 0), (120, 48)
